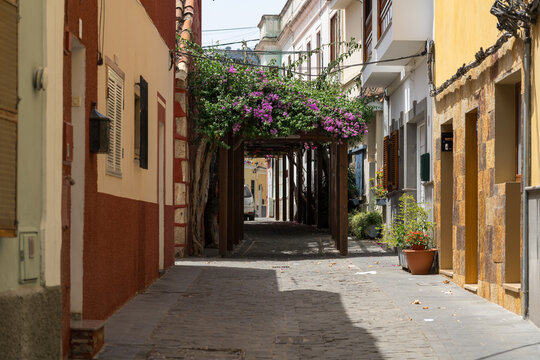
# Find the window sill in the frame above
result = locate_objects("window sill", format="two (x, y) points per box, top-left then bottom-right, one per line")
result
(439, 269), (453, 278)
(464, 284), (478, 293)
(503, 283), (521, 294)
(106, 170), (122, 178)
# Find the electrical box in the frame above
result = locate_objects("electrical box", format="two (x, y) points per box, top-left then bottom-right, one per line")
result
(19, 232), (39, 282)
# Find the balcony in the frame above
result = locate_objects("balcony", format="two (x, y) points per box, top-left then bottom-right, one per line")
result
(361, 0), (432, 88)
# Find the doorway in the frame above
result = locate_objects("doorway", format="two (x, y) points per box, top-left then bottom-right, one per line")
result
(465, 110), (478, 285)
(440, 122), (453, 272)
(70, 38), (86, 319)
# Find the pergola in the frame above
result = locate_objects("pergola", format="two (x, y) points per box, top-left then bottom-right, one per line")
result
(218, 131), (349, 257)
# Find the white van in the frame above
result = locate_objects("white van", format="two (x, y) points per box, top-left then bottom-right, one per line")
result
(243, 184), (255, 221)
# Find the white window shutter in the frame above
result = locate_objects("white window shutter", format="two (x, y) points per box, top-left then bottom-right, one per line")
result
(106, 67), (123, 176)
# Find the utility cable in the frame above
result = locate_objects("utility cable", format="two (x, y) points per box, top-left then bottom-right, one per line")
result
(178, 49), (427, 77)
(202, 26), (259, 33)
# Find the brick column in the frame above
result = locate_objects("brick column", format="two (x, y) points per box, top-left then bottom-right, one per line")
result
(173, 79), (189, 257)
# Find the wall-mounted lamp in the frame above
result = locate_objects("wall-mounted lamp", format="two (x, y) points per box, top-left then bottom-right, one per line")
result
(89, 102), (111, 153)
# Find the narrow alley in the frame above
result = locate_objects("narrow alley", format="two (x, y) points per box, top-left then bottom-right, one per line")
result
(98, 221), (540, 360)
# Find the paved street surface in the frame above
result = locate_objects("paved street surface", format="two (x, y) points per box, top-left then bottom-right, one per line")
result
(99, 220), (540, 359)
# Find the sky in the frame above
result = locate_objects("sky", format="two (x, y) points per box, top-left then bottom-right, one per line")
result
(202, 0), (288, 49)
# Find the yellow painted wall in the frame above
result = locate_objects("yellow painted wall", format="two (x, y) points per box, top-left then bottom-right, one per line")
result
(97, 0), (174, 205)
(531, 23), (540, 185)
(244, 157), (269, 213)
(434, 0), (499, 87)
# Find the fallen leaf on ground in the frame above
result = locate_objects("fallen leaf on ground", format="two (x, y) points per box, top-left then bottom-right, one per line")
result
(443, 280), (450, 284)
(374, 261), (379, 265)
(409, 318), (413, 321)
(412, 299), (422, 305)
(457, 320), (462, 323)
(422, 306), (429, 310)
(452, 313), (457, 317)
(316, 262), (321, 265)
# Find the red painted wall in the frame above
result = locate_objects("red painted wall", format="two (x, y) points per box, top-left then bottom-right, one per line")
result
(83, 193), (174, 319)
(63, 0), (176, 346)
(140, 0), (176, 49)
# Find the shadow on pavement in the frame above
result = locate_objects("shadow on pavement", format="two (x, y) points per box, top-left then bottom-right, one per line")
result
(99, 265), (384, 359)
(231, 220), (395, 260)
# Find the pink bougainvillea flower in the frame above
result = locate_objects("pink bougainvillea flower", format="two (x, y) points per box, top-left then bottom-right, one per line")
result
(232, 123), (241, 133)
(270, 128), (278, 136)
(229, 65), (237, 74)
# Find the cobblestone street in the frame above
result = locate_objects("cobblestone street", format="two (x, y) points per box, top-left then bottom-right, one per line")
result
(99, 220), (540, 359)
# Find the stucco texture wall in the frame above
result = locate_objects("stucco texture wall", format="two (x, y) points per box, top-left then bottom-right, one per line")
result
(434, 0), (499, 88)
(97, 0), (174, 206)
(433, 37), (523, 315)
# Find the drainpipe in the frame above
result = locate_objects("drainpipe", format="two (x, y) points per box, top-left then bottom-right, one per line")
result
(522, 24), (531, 320)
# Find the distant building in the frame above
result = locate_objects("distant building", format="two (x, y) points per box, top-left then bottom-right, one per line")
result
(244, 158), (269, 217)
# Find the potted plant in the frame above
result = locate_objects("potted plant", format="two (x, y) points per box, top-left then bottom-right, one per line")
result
(370, 168), (387, 206)
(402, 231), (437, 275)
(379, 194), (435, 271)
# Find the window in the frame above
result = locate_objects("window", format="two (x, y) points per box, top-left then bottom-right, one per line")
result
(138, 76), (148, 169)
(306, 42), (312, 81)
(316, 32), (322, 74)
(330, 14), (338, 63)
(106, 66), (124, 176)
(494, 76), (522, 184)
(383, 130), (399, 191)
(0, 0), (18, 236)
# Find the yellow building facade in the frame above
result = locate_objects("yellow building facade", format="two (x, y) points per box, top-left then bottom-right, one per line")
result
(244, 158), (269, 218)
(433, 0), (524, 314)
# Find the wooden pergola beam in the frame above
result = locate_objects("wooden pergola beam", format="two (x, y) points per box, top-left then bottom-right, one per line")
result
(288, 152), (294, 222)
(219, 143), (229, 257)
(282, 154), (287, 221)
(306, 149), (313, 225)
(274, 157), (280, 221)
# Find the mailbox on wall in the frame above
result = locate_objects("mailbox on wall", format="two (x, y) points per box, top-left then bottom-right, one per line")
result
(89, 102), (111, 153)
(441, 132), (453, 152)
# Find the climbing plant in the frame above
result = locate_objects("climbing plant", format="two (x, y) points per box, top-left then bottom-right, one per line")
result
(183, 40), (373, 145)
(178, 39), (374, 255)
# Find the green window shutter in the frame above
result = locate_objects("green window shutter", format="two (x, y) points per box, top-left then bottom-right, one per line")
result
(420, 153), (430, 182)
(139, 76), (148, 169)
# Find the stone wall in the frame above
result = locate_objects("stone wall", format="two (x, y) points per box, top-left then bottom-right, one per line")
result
(433, 37), (523, 314)
(0, 286), (61, 360)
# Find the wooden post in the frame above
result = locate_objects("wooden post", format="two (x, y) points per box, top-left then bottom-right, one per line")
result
(282, 154), (287, 221)
(332, 143), (340, 250)
(296, 150), (303, 224)
(218, 144), (229, 257)
(338, 141), (348, 255)
(306, 149), (313, 225)
(274, 157), (280, 221)
(235, 142), (244, 244)
(227, 140), (234, 252)
(316, 148), (323, 228)
(289, 152), (294, 222)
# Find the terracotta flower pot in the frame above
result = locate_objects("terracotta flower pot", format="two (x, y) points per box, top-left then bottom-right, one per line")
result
(403, 249), (436, 275)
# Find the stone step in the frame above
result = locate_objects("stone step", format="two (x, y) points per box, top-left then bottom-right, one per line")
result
(70, 320), (105, 359)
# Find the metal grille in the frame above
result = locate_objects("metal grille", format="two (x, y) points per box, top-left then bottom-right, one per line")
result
(106, 67), (124, 176)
